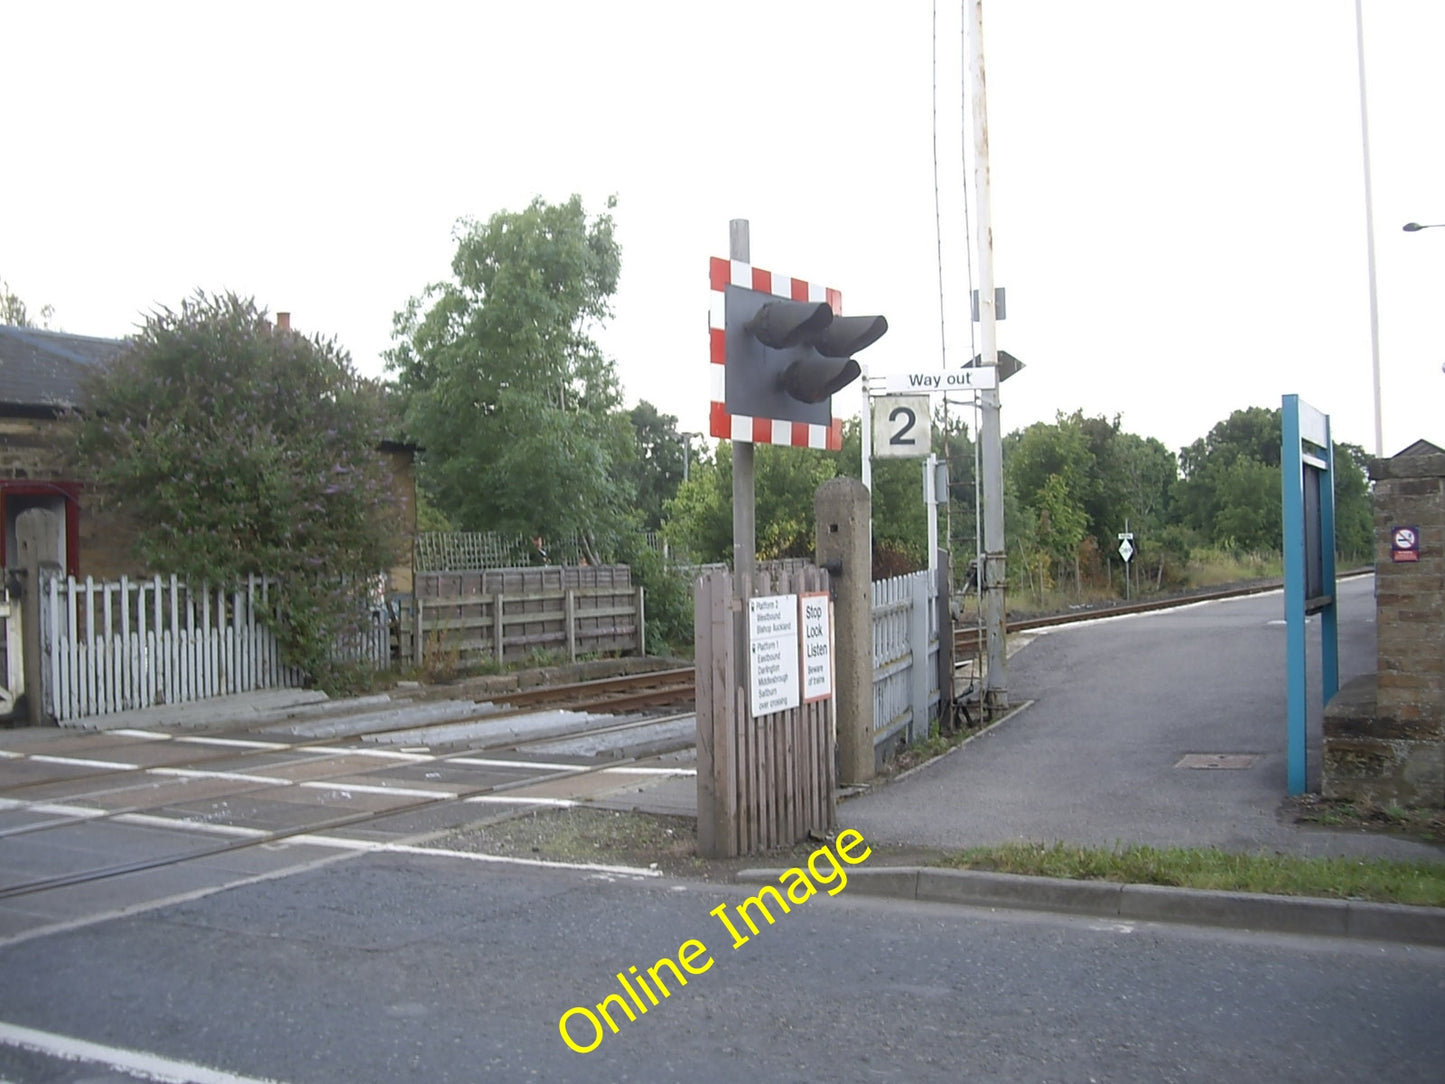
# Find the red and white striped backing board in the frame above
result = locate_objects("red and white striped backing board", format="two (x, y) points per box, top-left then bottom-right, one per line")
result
(708, 256), (845, 450)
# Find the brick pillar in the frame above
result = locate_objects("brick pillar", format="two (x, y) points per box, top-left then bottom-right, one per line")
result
(1324, 444), (1445, 806)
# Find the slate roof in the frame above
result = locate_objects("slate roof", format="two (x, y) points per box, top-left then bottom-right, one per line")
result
(0, 324), (129, 413)
(1395, 438), (1445, 458)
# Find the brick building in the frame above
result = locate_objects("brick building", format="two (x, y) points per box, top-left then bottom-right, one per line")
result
(0, 323), (416, 592)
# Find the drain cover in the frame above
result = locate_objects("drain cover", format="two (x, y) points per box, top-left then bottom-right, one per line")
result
(1175, 753), (1259, 770)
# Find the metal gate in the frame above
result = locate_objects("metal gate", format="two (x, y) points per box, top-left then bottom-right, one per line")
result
(0, 581), (21, 718)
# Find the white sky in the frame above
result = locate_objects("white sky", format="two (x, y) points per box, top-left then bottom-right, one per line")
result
(4, 1), (1442, 460)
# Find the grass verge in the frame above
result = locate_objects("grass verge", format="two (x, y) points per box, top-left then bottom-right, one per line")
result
(936, 841), (1445, 907)
(1288, 794), (1445, 845)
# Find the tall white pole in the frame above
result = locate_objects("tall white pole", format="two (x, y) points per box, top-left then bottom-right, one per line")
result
(860, 370), (873, 493)
(730, 219), (756, 589)
(1355, 0), (1384, 457)
(968, 0), (1007, 712)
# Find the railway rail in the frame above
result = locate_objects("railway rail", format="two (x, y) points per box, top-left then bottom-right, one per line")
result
(1, 576), (1355, 906)
(951, 574), (1364, 657)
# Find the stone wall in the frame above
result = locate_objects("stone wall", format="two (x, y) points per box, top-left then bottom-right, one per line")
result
(3, 415), (416, 589)
(1323, 445), (1445, 807)
(0, 415), (70, 481)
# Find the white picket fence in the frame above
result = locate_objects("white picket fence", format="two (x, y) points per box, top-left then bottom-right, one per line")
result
(871, 570), (942, 752)
(39, 572), (387, 725)
(0, 584), (21, 718)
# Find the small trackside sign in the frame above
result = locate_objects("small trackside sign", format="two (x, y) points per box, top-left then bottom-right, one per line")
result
(1391, 525), (1420, 563)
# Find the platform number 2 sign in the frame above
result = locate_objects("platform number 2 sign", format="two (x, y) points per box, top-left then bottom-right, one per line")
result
(872, 395), (932, 459)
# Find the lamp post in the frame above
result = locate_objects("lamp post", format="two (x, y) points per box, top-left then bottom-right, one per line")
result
(681, 431), (703, 483)
(1402, 224), (1445, 376)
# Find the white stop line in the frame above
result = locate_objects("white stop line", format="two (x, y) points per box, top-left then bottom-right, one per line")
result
(0, 1020), (287, 1084)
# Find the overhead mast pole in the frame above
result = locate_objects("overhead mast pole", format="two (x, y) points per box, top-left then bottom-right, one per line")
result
(967, 0), (1007, 713)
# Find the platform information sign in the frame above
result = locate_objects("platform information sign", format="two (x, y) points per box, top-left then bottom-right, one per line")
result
(748, 594), (800, 716)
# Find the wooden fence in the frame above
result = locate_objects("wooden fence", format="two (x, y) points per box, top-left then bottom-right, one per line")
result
(38, 573), (389, 725)
(414, 531), (587, 572)
(694, 565), (836, 859)
(401, 566), (644, 667)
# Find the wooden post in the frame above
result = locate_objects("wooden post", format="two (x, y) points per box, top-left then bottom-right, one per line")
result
(694, 570), (738, 858)
(565, 589), (577, 662)
(635, 585), (646, 657)
(492, 592), (505, 667)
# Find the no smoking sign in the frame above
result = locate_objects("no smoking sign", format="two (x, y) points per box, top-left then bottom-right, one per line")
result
(1391, 525), (1420, 563)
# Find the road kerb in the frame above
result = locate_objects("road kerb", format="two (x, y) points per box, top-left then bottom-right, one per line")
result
(733, 866), (1445, 947)
(1118, 882), (1348, 938)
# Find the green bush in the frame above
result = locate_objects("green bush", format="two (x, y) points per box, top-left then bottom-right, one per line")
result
(70, 292), (401, 690)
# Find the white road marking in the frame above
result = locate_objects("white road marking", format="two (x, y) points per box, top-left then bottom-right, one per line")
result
(107, 729), (174, 741)
(447, 756), (584, 772)
(462, 795), (577, 807)
(374, 842), (662, 877)
(297, 781), (458, 799)
(0, 1019), (288, 1083)
(25, 802), (108, 819)
(174, 736), (290, 749)
(601, 766), (697, 776)
(113, 814), (270, 837)
(317, 747), (434, 761)
(149, 768), (294, 786)
(28, 755), (142, 771)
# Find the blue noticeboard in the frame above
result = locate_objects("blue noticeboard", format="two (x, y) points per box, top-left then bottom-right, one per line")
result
(1281, 395), (1338, 796)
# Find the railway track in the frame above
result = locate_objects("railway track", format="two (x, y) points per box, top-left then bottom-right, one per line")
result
(1, 576), (1359, 906)
(0, 740), (681, 901)
(0, 673), (701, 904)
(951, 574), (1364, 657)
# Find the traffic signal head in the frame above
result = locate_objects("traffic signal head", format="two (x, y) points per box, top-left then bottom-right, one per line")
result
(710, 259), (887, 445)
(744, 301), (889, 404)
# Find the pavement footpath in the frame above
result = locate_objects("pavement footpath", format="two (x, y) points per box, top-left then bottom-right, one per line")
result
(663, 579), (1445, 946)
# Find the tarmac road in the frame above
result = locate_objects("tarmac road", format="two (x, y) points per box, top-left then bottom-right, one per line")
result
(1, 852), (1442, 1084)
(841, 575), (1443, 861)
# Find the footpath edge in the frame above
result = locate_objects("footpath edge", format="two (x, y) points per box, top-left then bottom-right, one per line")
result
(733, 866), (1445, 947)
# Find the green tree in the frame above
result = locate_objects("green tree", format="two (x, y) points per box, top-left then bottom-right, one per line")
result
(666, 441), (842, 563)
(1036, 472), (1090, 589)
(666, 411), (977, 576)
(1209, 456), (1282, 551)
(1173, 407), (1284, 550)
(1332, 442), (1373, 562)
(627, 401), (686, 533)
(663, 441), (731, 561)
(70, 292), (400, 688)
(1, 274), (54, 328)
(387, 195), (634, 560)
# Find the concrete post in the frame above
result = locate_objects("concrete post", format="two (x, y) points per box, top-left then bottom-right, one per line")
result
(816, 477), (873, 784)
(16, 507), (62, 727)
